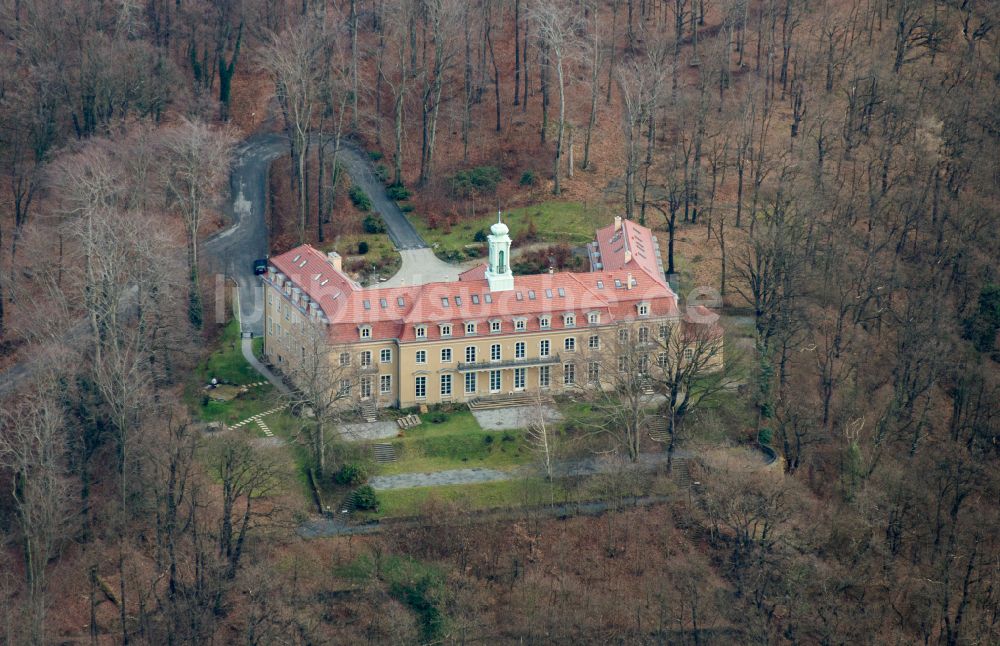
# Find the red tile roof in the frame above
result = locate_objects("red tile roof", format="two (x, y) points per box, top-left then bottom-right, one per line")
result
(592, 217), (668, 288)
(268, 221), (682, 344)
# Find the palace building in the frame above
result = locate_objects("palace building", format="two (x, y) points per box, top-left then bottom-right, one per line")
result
(262, 214), (719, 409)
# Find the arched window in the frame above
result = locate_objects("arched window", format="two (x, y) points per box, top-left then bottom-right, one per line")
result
(498, 250), (505, 271)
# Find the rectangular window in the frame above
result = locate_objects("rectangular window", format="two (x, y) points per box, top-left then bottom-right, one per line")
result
(490, 370), (501, 392)
(380, 374), (392, 394)
(638, 304), (649, 316)
(564, 337), (576, 352)
(539, 365), (550, 388)
(588, 362), (600, 383)
(363, 299), (371, 310)
(528, 290), (536, 300)
(596, 280), (604, 289)
(415, 350), (427, 364)
(564, 363), (576, 385)
(514, 368), (525, 389)
(638, 327), (649, 343)
(484, 294), (492, 303)
(441, 348), (452, 362)
(397, 296), (405, 307)
(515, 319), (526, 331)
(491, 320), (501, 333)
(516, 291), (524, 301)
(415, 376), (427, 399)
(540, 316), (550, 329)
(558, 287), (566, 297)
(361, 327), (371, 339)
(540, 339), (550, 357)
(657, 352), (668, 368)
(380, 348), (392, 363)
(515, 342), (525, 359)
(339, 352), (350, 366)
(491, 344), (501, 361)
(638, 356), (649, 373)
(441, 297), (450, 307)
(589, 312), (599, 324)
(466, 322), (476, 335)
(441, 374), (452, 396)
(471, 294), (480, 304)
(441, 324), (452, 337)
(360, 377), (372, 398)
(416, 326), (427, 338)
(589, 335), (600, 349)
(684, 348), (694, 360)
(338, 379), (351, 395)
(465, 346), (477, 363)
(360, 351), (372, 367)
(455, 296), (462, 306)
(380, 298), (388, 309)
(545, 288), (553, 298)
(619, 328), (629, 343)
(618, 356), (627, 372)
(659, 324), (669, 340)
(465, 372), (477, 393)
(565, 314), (575, 327)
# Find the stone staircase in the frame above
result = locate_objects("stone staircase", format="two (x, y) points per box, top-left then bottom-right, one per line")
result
(372, 443), (397, 463)
(671, 456), (693, 487)
(647, 417), (669, 442)
(468, 392), (553, 410)
(640, 377), (655, 395)
(359, 399), (377, 422)
(338, 490), (359, 514)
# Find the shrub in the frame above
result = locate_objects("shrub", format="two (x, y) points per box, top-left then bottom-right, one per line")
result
(449, 166), (502, 198)
(374, 163), (389, 183)
(368, 150), (384, 161)
(429, 412), (447, 424)
(353, 485), (379, 511)
(758, 428), (773, 447)
(386, 184), (411, 200)
(357, 241), (369, 255)
(465, 247), (484, 259)
(362, 214), (386, 234)
(400, 203), (415, 213)
(349, 185), (372, 211)
(473, 229), (488, 243)
(519, 170), (536, 186)
(335, 462), (369, 486)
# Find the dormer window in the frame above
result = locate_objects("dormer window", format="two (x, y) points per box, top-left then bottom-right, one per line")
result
(359, 325), (372, 339)
(466, 322), (477, 335)
(637, 303), (650, 317)
(490, 320), (502, 333)
(540, 316), (551, 329)
(440, 324), (452, 337)
(415, 325), (427, 339)
(563, 314), (576, 328)
(514, 318), (527, 331)
(588, 312), (600, 325)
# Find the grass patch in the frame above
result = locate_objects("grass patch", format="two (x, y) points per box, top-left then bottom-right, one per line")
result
(321, 232), (401, 280)
(185, 319), (279, 425)
(364, 477), (561, 518)
(379, 410), (533, 475)
(336, 554), (448, 641)
(412, 201), (609, 260)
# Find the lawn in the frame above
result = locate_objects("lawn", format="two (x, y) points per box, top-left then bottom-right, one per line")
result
(412, 201), (609, 260)
(185, 319), (280, 426)
(320, 232), (401, 281)
(362, 477), (558, 519)
(380, 409), (533, 475)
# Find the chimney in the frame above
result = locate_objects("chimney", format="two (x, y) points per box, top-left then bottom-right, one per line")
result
(292, 287), (301, 304)
(626, 272), (633, 289)
(624, 249), (632, 264)
(614, 215), (623, 231)
(327, 251), (343, 272)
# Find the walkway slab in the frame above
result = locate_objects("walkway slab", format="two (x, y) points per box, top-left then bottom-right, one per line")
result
(370, 467), (514, 490)
(339, 420), (400, 441)
(472, 405), (563, 431)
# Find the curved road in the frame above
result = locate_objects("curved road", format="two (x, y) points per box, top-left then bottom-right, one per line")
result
(205, 132), (441, 337)
(0, 130), (446, 393)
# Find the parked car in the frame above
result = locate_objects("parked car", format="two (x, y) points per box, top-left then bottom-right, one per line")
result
(253, 258), (268, 275)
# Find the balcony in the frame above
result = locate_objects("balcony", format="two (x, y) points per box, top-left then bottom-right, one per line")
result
(457, 354), (562, 372)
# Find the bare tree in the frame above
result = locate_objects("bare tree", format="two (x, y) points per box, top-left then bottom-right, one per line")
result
(160, 118), (236, 328)
(0, 394), (72, 646)
(280, 317), (358, 478)
(534, 1), (582, 195)
(259, 18), (328, 242)
(616, 50), (668, 220)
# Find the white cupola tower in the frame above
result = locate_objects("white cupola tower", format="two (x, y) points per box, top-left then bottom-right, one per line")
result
(485, 211), (514, 291)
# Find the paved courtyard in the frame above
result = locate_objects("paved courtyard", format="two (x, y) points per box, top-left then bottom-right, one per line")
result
(472, 405), (563, 431)
(339, 420), (400, 441)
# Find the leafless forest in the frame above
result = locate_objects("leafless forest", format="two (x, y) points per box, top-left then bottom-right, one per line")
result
(0, 0), (998, 643)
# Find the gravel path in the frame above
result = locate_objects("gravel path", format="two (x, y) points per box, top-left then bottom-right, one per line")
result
(368, 450), (695, 491)
(339, 420), (400, 441)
